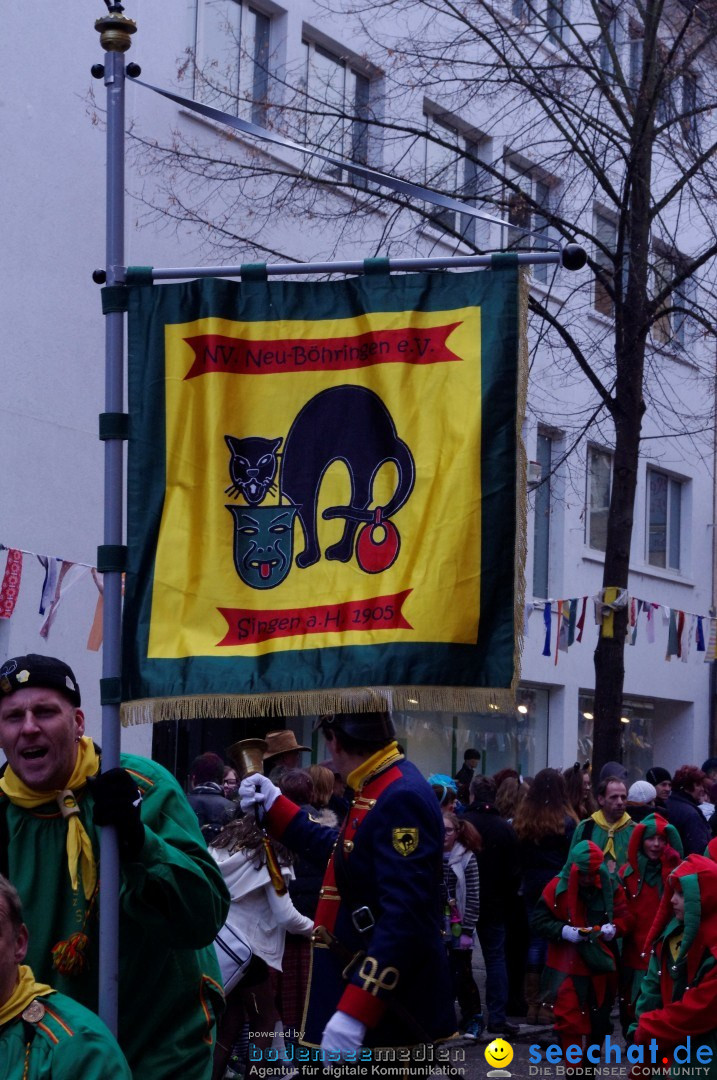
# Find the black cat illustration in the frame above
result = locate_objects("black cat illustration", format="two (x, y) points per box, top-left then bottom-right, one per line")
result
(280, 385), (415, 569)
(224, 435), (281, 505)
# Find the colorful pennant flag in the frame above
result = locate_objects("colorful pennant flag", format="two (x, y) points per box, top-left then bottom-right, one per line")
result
(0, 549), (23, 620)
(39, 561), (90, 639)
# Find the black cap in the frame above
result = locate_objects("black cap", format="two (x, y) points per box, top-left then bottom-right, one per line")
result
(599, 760), (628, 782)
(0, 654), (81, 707)
(315, 709), (395, 743)
(646, 766), (671, 785)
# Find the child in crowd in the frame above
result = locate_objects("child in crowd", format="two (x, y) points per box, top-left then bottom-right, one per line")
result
(631, 855), (717, 1077)
(532, 839), (629, 1072)
(617, 813), (682, 1035)
(443, 811), (484, 1039)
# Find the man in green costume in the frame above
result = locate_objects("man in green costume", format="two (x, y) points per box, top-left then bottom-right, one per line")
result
(569, 776), (635, 876)
(0, 654), (230, 1079)
(0, 873), (132, 1079)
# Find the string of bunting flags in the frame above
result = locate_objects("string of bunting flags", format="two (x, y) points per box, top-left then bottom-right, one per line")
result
(0, 545), (106, 650)
(2, 544), (714, 667)
(528, 587), (716, 663)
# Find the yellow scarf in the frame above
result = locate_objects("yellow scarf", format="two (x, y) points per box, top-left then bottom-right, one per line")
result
(0, 737), (100, 899)
(592, 809), (633, 860)
(0, 965), (54, 1029)
(669, 929), (684, 963)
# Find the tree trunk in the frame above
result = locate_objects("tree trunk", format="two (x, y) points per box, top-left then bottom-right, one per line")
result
(592, 408), (641, 773)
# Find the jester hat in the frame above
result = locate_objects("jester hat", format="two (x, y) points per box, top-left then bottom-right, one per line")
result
(643, 854), (717, 970)
(556, 839), (613, 925)
(622, 813), (683, 896)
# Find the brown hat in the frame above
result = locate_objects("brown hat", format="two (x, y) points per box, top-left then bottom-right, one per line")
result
(263, 730), (310, 759)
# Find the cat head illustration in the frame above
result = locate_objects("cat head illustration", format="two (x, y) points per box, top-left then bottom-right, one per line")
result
(225, 435), (282, 505)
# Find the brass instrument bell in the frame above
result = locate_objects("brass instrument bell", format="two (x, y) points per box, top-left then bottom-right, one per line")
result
(227, 737), (267, 777)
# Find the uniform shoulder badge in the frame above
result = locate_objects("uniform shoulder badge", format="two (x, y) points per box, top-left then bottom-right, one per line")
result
(21, 1000), (46, 1023)
(392, 826), (419, 856)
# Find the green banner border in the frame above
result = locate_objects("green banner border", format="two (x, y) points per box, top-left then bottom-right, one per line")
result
(124, 266), (521, 716)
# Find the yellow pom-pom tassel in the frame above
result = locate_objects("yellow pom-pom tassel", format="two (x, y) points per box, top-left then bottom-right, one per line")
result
(51, 932), (90, 976)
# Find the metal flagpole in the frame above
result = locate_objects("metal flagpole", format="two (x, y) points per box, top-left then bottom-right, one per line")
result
(136, 246), (588, 282)
(93, 2), (136, 1034)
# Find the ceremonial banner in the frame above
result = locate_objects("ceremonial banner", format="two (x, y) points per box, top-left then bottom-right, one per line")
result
(122, 263), (526, 723)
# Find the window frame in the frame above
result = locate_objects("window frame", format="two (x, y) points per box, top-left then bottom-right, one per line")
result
(532, 430), (553, 598)
(586, 445), (613, 552)
(593, 210), (618, 317)
(504, 160), (556, 284)
(646, 468), (684, 572)
(193, 0), (275, 122)
(301, 37), (375, 179)
(652, 247), (695, 350)
(424, 111), (491, 248)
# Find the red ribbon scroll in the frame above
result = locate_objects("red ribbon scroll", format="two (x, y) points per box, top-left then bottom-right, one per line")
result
(217, 590), (413, 646)
(184, 325), (461, 379)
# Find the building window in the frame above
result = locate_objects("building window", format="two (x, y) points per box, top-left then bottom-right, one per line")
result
(546, 0), (567, 43)
(587, 446), (612, 551)
(653, 250), (695, 349)
(194, 0), (272, 122)
(647, 469), (683, 571)
(598, 5), (622, 78)
(505, 162), (554, 283)
(579, 693), (655, 778)
(681, 71), (700, 144)
(532, 431), (552, 598)
(594, 211), (617, 316)
(302, 39), (372, 179)
(628, 27), (643, 91)
(510, 0), (566, 42)
(424, 114), (490, 246)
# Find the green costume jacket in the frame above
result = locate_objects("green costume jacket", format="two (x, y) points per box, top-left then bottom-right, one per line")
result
(632, 921), (717, 1079)
(569, 812), (635, 875)
(0, 754), (229, 1080)
(0, 988), (132, 1079)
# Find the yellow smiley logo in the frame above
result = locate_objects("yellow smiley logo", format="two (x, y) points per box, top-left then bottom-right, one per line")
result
(485, 1039), (514, 1069)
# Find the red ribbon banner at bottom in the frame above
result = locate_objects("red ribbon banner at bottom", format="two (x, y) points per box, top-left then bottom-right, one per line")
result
(217, 589), (413, 646)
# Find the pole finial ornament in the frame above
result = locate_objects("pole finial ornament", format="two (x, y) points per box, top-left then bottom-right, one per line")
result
(95, 8), (136, 53)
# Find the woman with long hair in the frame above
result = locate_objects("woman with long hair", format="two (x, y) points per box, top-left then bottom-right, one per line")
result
(210, 815), (313, 1080)
(513, 768), (578, 1023)
(443, 811), (484, 1039)
(563, 761), (597, 821)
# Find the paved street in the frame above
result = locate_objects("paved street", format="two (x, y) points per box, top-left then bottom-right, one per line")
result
(443, 953), (628, 1080)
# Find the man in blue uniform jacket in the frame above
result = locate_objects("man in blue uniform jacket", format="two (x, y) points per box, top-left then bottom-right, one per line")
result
(240, 704), (456, 1060)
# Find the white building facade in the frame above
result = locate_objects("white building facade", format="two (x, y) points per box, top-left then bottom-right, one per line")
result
(1, 0), (715, 782)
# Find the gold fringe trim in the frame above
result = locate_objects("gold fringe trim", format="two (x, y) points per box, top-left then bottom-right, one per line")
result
(120, 685), (518, 725)
(512, 267), (529, 703)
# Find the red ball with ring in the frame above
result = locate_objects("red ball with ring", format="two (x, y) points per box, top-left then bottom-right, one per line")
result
(356, 507), (400, 573)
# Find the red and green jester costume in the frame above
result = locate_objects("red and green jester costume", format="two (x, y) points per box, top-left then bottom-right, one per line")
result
(618, 813), (682, 1032)
(532, 839), (629, 1062)
(631, 854), (717, 1079)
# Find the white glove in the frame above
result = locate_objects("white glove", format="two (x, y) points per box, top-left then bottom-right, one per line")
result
(600, 923), (617, 941)
(321, 1011), (366, 1057)
(239, 774), (280, 816)
(561, 925), (583, 943)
